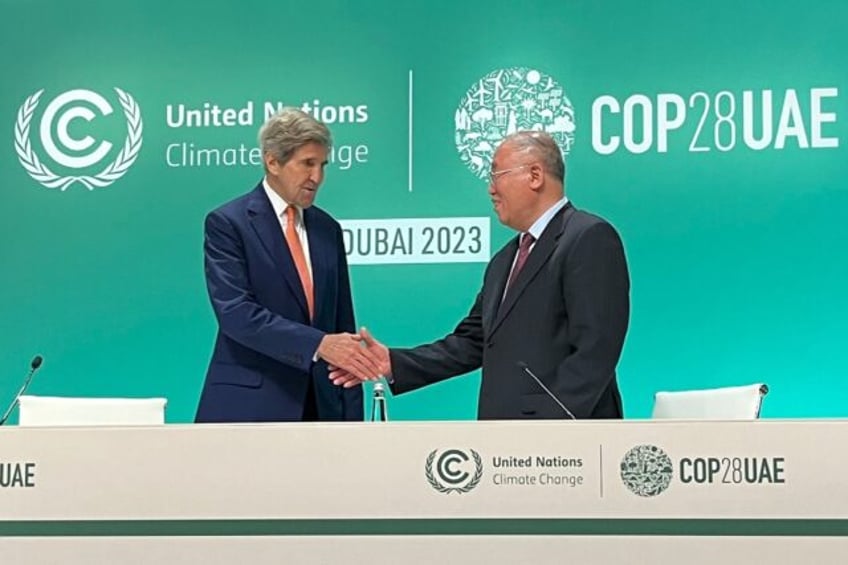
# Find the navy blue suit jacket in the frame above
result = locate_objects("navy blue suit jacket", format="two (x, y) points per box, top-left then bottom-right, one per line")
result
(195, 183), (363, 422)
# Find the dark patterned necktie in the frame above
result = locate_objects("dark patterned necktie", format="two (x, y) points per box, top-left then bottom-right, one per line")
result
(505, 232), (535, 291)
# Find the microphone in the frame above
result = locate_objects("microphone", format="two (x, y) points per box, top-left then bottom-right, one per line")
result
(0, 355), (44, 426)
(517, 361), (576, 420)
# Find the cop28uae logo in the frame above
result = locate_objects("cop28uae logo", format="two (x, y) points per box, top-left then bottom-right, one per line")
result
(425, 449), (483, 494)
(454, 67), (576, 180)
(14, 88), (143, 190)
(620, 444), (674, 497)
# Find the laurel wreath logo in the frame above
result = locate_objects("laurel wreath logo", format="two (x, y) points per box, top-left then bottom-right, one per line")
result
(14, 87), (143, 190)
(425, 449), (483, 494)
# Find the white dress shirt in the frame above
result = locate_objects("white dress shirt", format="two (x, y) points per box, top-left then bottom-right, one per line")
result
(262, 178), (313, 280)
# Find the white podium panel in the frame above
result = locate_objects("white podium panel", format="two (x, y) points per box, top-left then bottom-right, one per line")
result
(1, 420), (846, 563)
(1, 420), (846, 520)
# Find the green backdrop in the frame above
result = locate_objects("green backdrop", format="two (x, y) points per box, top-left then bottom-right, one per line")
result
(1, 0), (845, 422)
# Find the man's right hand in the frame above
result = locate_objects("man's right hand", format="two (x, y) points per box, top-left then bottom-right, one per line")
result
(328, 327), (392, 388)
(360, 327), (391, 376)
(317, 333), (382, 381)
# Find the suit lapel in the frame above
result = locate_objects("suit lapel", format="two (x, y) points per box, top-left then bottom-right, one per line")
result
(490, 204), (574, 336)
(303, 206), (330, 324)
(246, 185), (310, 319)
(482, 237), (517, 332)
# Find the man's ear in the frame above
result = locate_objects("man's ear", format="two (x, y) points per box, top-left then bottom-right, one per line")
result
(264, 152), (278, 174)
(528, 163), (545, 191)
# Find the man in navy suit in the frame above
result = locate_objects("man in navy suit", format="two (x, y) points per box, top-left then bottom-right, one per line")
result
(196, 108), (376, 422)
(331, 131), (630, 419)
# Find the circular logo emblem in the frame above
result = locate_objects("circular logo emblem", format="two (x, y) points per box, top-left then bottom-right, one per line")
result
(14, 87), (143, 191)
(425, 449), (483, 494)
(620, 444), (674, 497)
(454, 67), (576, 179)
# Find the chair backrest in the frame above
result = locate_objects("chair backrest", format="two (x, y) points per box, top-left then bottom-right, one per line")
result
(651, 384), (768, 420)
(17, 395), (167, 426)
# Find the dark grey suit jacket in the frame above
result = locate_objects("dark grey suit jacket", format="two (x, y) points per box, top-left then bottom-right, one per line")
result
(389, 203), (630, 419)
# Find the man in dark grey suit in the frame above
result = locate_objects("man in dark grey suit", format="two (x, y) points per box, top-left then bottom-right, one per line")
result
(331, 131), (630, 419)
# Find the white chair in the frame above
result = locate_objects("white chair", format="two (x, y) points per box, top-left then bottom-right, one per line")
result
(17, 395), (167, 426)
(651, 384), (768, 420)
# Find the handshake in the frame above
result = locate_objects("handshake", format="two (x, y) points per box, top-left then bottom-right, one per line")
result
(316, 328), (391, 388)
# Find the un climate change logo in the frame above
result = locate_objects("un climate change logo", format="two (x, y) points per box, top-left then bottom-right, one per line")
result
(14, 88), (143, 190)
(620, 445), (674, 497)
(425, 449), (483, 494)
(455, 67), (576, 180)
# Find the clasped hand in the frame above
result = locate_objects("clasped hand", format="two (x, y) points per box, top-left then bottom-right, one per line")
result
(321, 327), (390, 388)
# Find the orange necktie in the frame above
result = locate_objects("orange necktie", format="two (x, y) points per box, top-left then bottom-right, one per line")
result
(284, 206), (314, 319)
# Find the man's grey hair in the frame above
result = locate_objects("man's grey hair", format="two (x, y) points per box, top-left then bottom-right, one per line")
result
(502, 130), (565, 183)
(258, 107), (332, 167)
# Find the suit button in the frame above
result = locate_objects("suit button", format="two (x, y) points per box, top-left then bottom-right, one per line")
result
(486, 342), (494, 349)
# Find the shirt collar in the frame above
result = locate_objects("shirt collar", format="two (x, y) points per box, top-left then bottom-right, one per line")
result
(526, 196), (569, 240)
